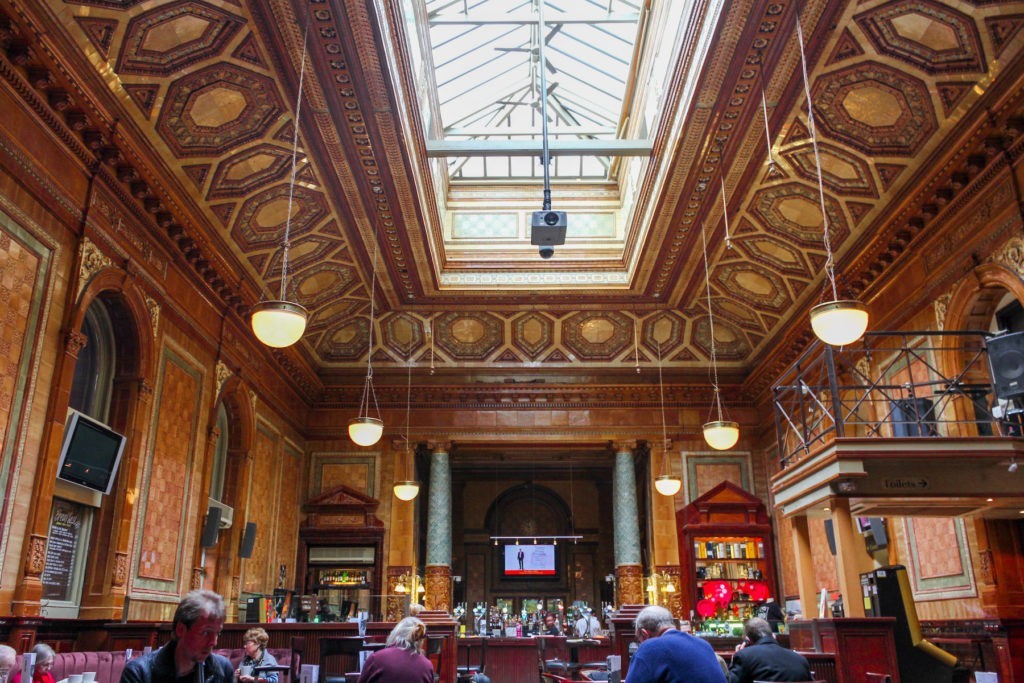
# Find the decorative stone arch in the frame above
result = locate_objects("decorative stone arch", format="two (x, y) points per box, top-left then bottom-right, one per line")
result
(207, 373), (258, 610)
(938, 260), (1024, 433)
(484, 482), (574, 537)
(14, 262), (158, 617)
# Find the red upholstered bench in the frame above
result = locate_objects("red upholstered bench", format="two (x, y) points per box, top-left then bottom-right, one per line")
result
(17, 651), (131, 683)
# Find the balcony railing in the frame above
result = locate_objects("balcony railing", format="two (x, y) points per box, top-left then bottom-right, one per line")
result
(772, 331), (1003, 468)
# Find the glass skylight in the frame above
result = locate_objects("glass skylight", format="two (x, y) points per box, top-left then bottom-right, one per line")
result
(425, 0), (644, 181)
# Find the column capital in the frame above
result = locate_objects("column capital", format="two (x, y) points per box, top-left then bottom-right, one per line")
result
(612, 440), (637, 453)
(428, 441), (451, 454)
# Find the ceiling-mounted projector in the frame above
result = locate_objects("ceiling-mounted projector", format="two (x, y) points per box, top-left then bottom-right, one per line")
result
(531, 210), (567, 259)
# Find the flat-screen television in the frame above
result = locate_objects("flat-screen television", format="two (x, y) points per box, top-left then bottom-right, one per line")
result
(503, 544), (556, 577)
(56, 410), (126, 495)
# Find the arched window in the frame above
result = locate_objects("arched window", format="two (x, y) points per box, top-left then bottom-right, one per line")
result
(210, 403), (229, 503)
(68, 303), (116, 421)
(43, 300), (117, 618)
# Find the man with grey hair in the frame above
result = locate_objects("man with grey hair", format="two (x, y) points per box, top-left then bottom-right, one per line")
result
(728, 617), (811, 683)
(626, 605), (724, 683)
(121, 590), (234, 683)
(0, 645), (16, 681)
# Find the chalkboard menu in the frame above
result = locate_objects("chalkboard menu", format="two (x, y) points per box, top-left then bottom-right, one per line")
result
(41, 498), (84, 602)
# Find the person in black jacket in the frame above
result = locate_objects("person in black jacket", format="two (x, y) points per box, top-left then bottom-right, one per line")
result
(729, 617), (812, 683)
(121, 590), (234, 683)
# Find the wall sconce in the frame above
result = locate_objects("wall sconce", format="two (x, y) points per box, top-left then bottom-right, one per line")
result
(394, 573), (410, 594)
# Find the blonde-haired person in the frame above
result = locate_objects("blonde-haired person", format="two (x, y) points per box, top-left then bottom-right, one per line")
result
(357, 617), (433, 683)
(236, 628), (279, 683)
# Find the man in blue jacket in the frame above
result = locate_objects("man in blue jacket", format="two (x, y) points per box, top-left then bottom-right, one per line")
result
(626, 605), (725, 683)
(729, 617), (811, 683)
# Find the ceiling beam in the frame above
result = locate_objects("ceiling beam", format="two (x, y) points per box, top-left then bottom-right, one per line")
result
(428, 13), (640, 25)
(425, 139), (653, 157)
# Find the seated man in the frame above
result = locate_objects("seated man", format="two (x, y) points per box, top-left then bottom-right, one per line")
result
(729, 617), (811, 683)
(121, 589), (234, 683)
(625, 605), (723, 683)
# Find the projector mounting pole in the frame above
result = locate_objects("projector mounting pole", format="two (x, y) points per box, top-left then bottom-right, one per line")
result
(537, 0), (551, 211)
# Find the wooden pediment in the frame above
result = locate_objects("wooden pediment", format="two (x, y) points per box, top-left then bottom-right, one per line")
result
(680, 480), (770, 527)
(302, 485), (383, 529)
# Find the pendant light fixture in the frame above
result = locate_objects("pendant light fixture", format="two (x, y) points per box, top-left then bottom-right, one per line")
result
(251, 31), (309, 348)
(796, 16), (869, 346)
(393, 359), (420, 501)
(700, 221), (739, 450)
(653, 341), (682, 497)
(348, 240), (383, 446)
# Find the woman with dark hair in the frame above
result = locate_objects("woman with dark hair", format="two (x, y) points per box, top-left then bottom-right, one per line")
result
(236, 627), (279, 683)
(356, 617), (433, 683)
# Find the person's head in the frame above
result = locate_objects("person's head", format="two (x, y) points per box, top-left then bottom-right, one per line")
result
(242, 627), (269, 658)
(743, 617), (773, 642)
(634, 605), (675, 643)
(544, 613), (555, 627)
(172, 590), (227, 663)
(0, 645), (15, 679)
(408, 603), (425, 617)
(386, 617), (427, 653)
(31, 644), (55, 673)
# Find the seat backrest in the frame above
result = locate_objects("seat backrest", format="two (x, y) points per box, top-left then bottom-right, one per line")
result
(865, 674), (893, 683)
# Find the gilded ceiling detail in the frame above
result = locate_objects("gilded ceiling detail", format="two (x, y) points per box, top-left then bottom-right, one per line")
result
(2, 0), (1011, 390)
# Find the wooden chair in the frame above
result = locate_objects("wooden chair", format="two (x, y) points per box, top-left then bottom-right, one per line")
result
(865, 674), (893, 683)
(456, 638), (487, 683)
(317, 637), (365, 683)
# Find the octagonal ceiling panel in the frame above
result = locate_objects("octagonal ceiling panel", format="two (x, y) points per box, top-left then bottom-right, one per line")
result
(231, 184), (328, 250)
(731, 234), (811, 277)
(784, 142), (877, 197)
(641, 311), (686, 355)
(434, 312), (504, 360)
(511, 312), (555, 360)
(117, 1), (244, 76)
(714, 263), (791, 313)
(811, 61), (937, 156)
(157, 63), (283, 157)
(307, 299), (362, 334)
(855, 1), (986, 74)
(318, 318), (369, 362)
(692, 316), (751, 361)
(563, 311), (633, 362)
(380, 312), (426, 360)
(712, 297), (764, 332)
(291, 262), (357, 309)
(208, 144), (292, 199)
(264, 234), (344, 279)
(750, 183), (850, 248)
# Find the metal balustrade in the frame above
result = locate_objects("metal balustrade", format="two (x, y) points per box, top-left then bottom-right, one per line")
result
(772, 331), (1002, 469)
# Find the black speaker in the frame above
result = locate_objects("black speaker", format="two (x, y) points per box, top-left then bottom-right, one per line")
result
(870, 517), (888, 549)
(987, 331), (1024, 399)
(200, 506), (221, 548)
(239, 522), (257, 558)
(824, 519), (836, 556)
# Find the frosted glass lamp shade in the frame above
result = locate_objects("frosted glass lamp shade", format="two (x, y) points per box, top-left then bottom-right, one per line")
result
(393, 480), (420, 501)
(810, 300), (869, 346)
(703, 420), (740, 450)
(251, 300), (308, 348)
(348, 416), (383, 446)
(654, 474), (682, 496)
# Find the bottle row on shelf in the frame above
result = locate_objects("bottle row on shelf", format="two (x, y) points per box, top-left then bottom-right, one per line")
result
(319, 569), (369, 586)
(696, 562), (763, 580)
(693, 539), (764, 560)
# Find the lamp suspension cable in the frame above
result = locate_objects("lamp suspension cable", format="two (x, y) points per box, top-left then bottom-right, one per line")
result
(393, 356), (420, 500)
(796, 14), (869, 346)
(758, 49), (778, 176)
(700, 221), (739, 450)
(348, 238), (383, 446)
(719, 178), (733, 249)
(537, 0), (552, 212)
(654, 341), (682, 496)
(250, 27), (310, 348)
(634, 321), (641, 374)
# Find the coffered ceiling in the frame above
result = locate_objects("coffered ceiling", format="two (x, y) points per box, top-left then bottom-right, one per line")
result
(8, 0), (1024, 397)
